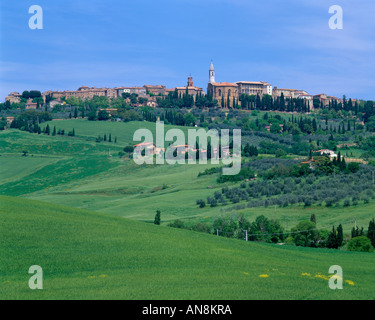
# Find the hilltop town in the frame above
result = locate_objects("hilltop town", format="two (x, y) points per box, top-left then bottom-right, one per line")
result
(3, 62), (356, 113)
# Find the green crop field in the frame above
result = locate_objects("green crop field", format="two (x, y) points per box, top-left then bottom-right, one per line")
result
(1, 123), (374, 230)
(42, 119), (195, 146)
(1, 119), (375, 300)
(1, 196), (375, 300)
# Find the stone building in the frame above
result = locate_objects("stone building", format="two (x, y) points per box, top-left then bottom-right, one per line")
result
(236, 81), (273, 96)
(166, 76), (205, 101)
(25, 99), (38, 109)
(273, 87), (308, 99)
(313, 93), (343, 108)
(209, 61), (215, 84)
(116, 86), (147, 97)
(64, 86), (108, 99)
(5, 92), (21, 104)
(143, 85), (166, 96)
(207, 82), (238, 108)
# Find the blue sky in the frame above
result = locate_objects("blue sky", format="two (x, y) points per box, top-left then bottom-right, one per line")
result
(1, 0), (374, 101)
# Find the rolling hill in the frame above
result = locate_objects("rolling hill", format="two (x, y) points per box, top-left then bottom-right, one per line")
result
(1, 196), (374, 300)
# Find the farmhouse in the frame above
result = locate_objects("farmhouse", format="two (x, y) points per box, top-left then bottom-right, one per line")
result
(25, 99), (38, 110)
(134, 142), (156, 155)
(315, 149), (339, 159)
(6, 117), (15, 124)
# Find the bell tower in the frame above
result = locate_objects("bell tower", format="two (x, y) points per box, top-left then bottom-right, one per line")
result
(209, 60), (215, 84)
(187, 76), (194, 87)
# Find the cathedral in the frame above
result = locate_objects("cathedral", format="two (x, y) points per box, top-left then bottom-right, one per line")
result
(207, 61), (239, 108)
(207, 61), (275, 108)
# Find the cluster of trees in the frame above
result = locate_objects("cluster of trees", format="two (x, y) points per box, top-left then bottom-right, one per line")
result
(96, 133), (117, 143)
(239, 93), (311, 113)
(283, 116), (318, 135)
(143, 109), (158, 122)
(292, 217), (375, 252)
(195, 92), (218, 109)
(21, 90), (42, 99)
(243, 144), (259, 157)
(287, 217), (344, 249)
(156, 89), (195, 108)
(8, 112), (80, 138)
(161, 109), (187, 126)
(44, 124), (75, 137)
(360, 136), (375, 160)
(216, 166), (255, 183)
(168, 213), (375, 252)
(257, 139), (310, 157)
(10, 110), (52, 133)
(169, 214), (285, 243)
(156, 90), (221, 109)
(347, 219), (375, 252)
(313, 97), (374, 121)
(201, 160), (374, 210)
(313, 153), (360, 175)
(121, 92), (147, 106)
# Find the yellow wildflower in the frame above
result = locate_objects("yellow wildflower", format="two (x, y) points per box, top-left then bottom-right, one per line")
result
(315, 274), (330, 280)
(345, 280), (355, 286)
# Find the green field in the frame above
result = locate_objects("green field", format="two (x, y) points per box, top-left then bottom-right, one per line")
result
(1, 119), (375, 300)
(1, 124), (373, 229)
(1, 196), (374, 300)
(42, 119), (195, 146)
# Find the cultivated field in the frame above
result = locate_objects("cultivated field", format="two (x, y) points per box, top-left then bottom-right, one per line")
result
(1, 196), (374, 300)
(1, 119), (375, 300)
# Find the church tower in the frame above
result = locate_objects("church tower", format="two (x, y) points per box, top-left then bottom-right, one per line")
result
(209, 61), (215, 84)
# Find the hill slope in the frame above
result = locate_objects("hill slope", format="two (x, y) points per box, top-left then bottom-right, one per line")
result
(1, 196), (374, 300)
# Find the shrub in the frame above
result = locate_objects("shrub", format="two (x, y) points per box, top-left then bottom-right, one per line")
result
(191, 223), (208, 233)
(347, 236), (374, 252)
(168, 220), (185, 229)
(196, 199), (206, 208)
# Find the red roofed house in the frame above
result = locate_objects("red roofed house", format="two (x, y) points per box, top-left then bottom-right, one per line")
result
(25, 99), (38, 110)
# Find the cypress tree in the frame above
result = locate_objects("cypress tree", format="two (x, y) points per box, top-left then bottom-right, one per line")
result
(310, 214), (316, 224)
(368, 219), (375, 248)
(337, 224), (343, 247)
(154, 210), (161, 225)
(327, 226), (338, 249)
(340, 157), (346, 171)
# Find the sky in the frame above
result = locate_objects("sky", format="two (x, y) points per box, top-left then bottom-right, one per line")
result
(0, 0), (374, 101)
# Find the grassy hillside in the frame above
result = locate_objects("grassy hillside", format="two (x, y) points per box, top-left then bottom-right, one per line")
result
(1, 196), (374, 300)
(1, 126), (374, 231)
(42, 119), (195, 146)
